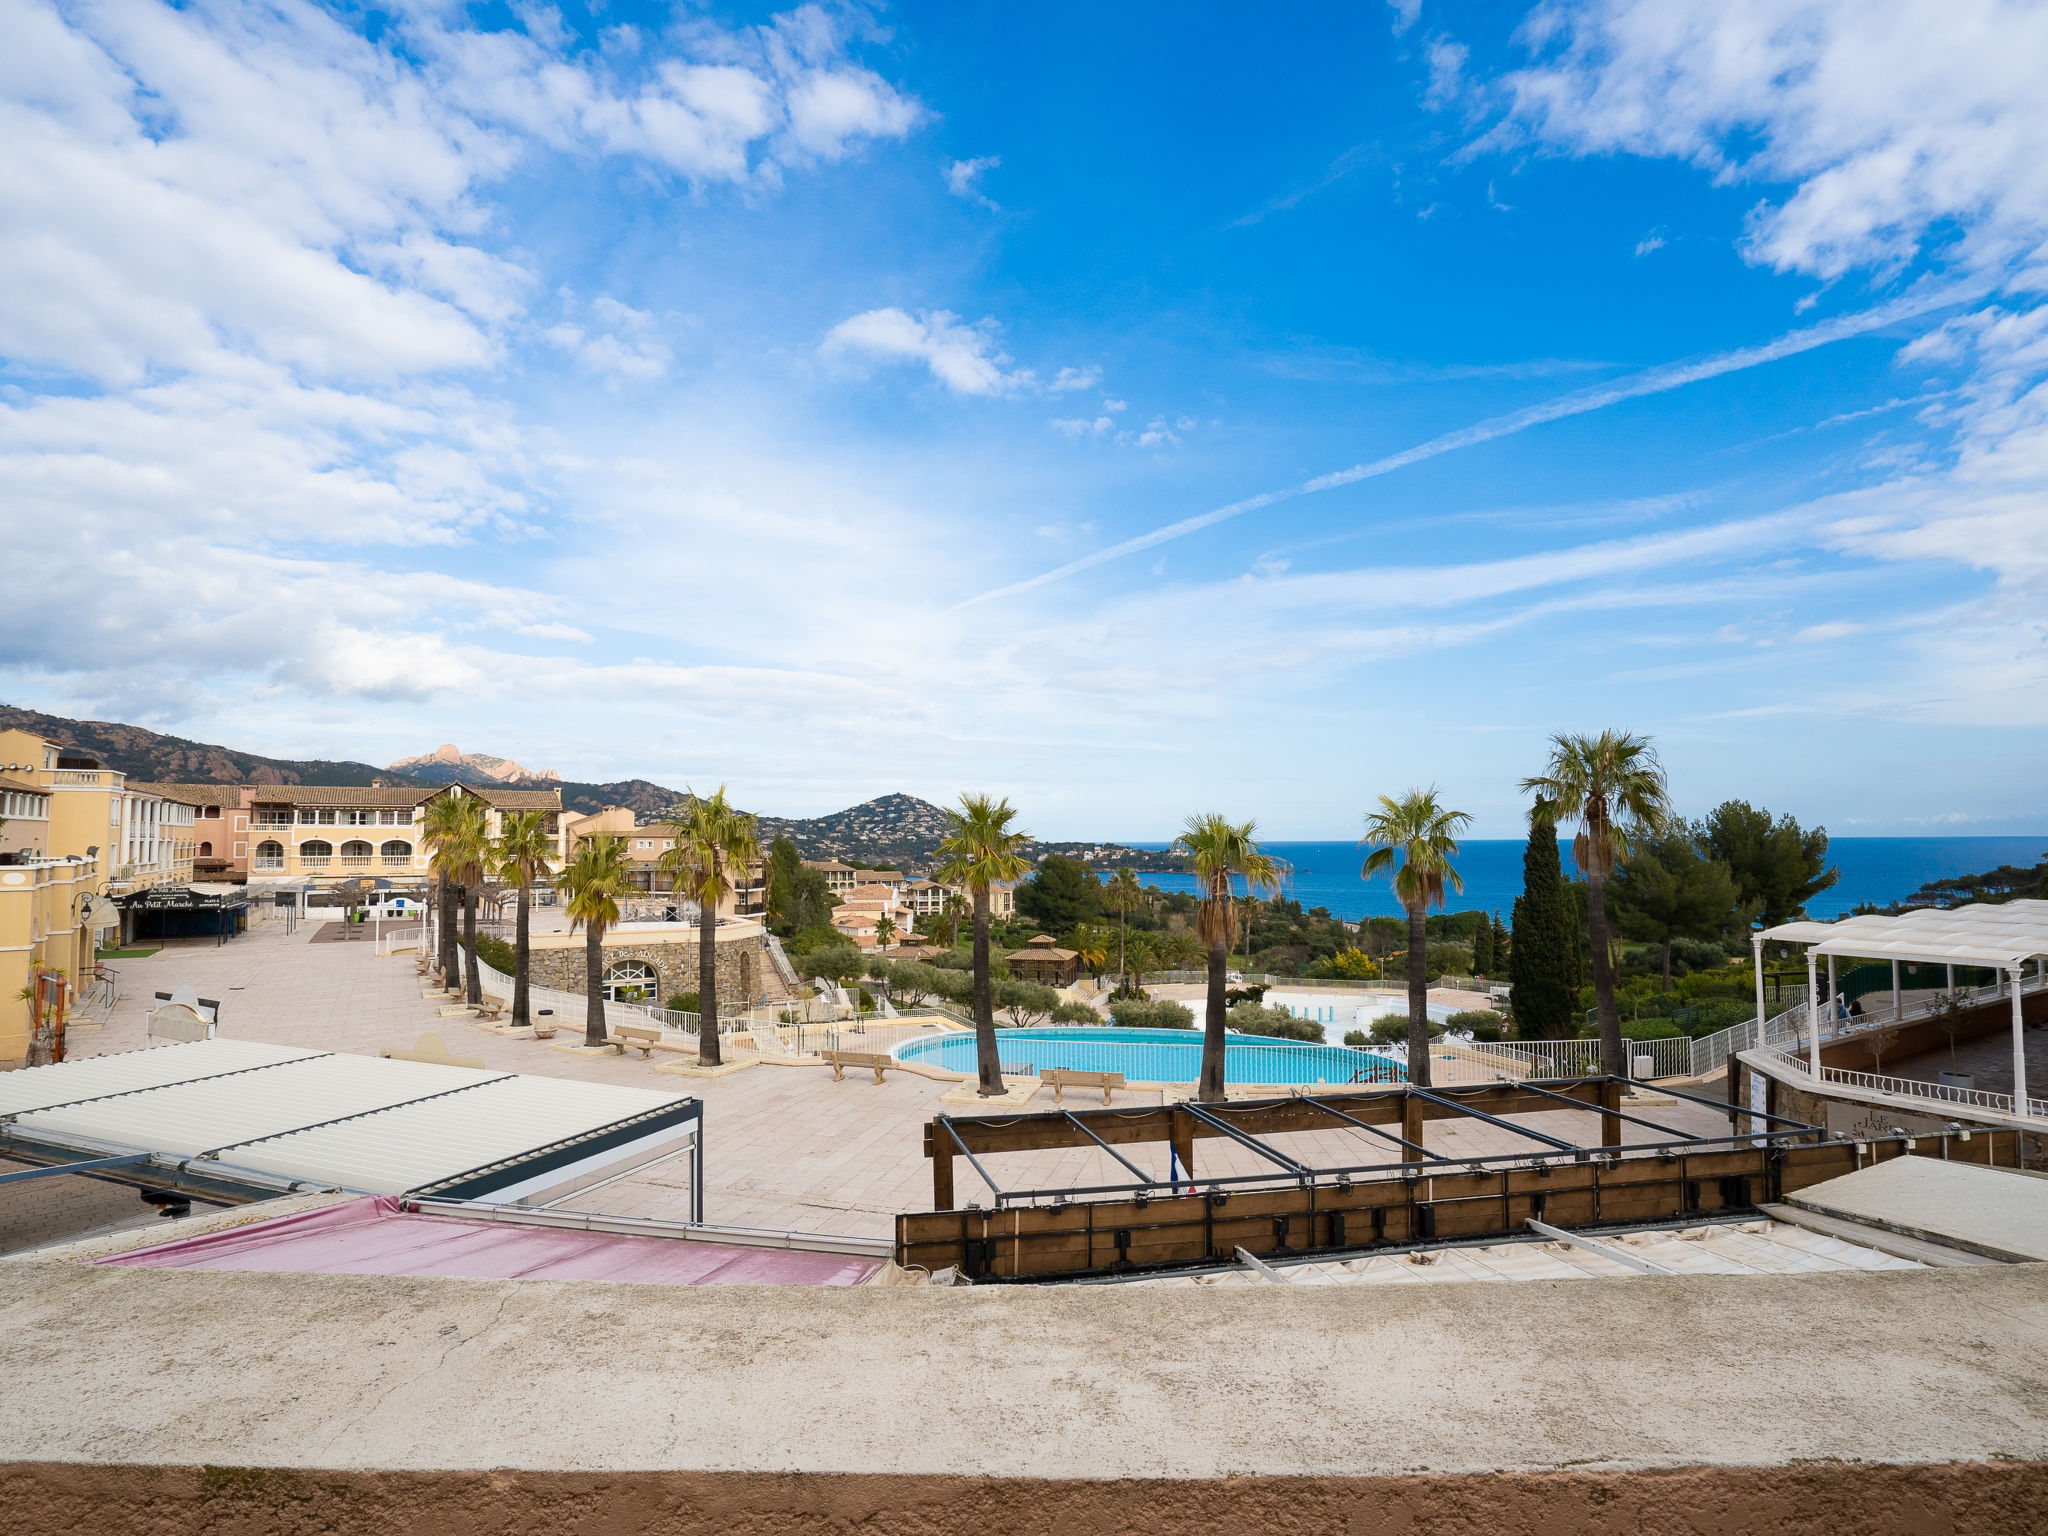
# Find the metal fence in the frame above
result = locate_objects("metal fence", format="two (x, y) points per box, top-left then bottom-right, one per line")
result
(1749, 1042), (2048, 1121)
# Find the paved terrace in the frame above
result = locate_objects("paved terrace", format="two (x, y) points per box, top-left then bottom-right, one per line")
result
(72, 921), (1732, 1240)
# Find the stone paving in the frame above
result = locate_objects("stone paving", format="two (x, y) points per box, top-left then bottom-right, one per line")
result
(68, 918), (1732, 1241)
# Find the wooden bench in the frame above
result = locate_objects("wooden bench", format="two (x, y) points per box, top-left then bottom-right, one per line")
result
(1044, 1067), (1127, 1105)
(821, 1049), (896, 1084)
(607, 1022), (665, 1059)
(473, 999), (506, 1023)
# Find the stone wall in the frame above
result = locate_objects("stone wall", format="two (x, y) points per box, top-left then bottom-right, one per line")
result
(527, 934), (761, 1005)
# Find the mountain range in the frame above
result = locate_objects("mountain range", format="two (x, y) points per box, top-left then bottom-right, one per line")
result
(1, 704), (1161, 871)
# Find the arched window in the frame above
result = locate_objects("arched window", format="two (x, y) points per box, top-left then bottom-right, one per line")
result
(602, 959), (660, 1002)
(299, 840), (333, 862)
(380, 839), (412, 865)
(255, 840), (284, 870)
(197, 841), (212, 858)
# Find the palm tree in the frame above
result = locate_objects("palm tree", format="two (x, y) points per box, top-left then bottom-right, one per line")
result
(1173, 814), (1283, 1101)
(1103, 868), (1144, 983)
(430, 794), (492, 1005)
(1069, 925), (1109, 984)
(1164, 929), (1202, 973)
(876, 914), (897, 950)
(935, 794), (1032, 1095)
(660, 787), (761, 1067)
(1522, 730), (1673, 1077)
(941, 891), (966, 950)
(420, 793), (472, 989)
(1361, 790), (1473, 1091)
(559, 835), (628, 1046)
(492, 809), (555, 1029)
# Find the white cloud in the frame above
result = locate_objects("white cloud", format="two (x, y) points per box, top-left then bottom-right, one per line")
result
(1388, 1), (1424, 36)
(1047, 365), (1100, 393)
(1634, 230), (1666, 257)
(945, 155), (1001, 209)
(820, 307), (1030, 395)
(1497, 0), (2048, 281)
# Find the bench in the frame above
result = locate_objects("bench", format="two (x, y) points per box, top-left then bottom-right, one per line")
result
(821, 1049), (896, 1084)
(474, 999), (506, 1023)
(379, 1032), (487, 1070)
(607, 1022), (665, 1060)
(1044, 1067), (1127, 1105)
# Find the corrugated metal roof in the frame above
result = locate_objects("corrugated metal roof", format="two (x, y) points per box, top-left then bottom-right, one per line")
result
(0, 1041), (323, 1118)
(12, 1053), (511, 1159)
(221, 1074), (690, 1195)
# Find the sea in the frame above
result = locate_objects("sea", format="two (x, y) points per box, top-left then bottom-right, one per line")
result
(1118, 837), (2048, 923)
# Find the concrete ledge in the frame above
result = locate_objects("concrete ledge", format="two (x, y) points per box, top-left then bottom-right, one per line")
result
(651, 1057), (756, 1078)
(3, 1461), (2045, 1536)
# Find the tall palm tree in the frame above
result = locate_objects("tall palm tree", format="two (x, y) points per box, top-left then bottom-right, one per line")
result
(660, 787), (761, 1067)
(1173, 814), (1283, 1101)
(1361, 790), (1472, 1091)
(935, 794), (1032, 1095)
(1104, 868), (1143, 983)
(420, 793), (471, 989)
(492, 809), (556, 1029)
(1164, 929), (1202, 972)
(941, 891), (967, 950)
(1069, 925), (1109, 984)
(559, 835), (629, 1046)
(444, 796), (492, 1005)
(1522, 730), (1673, 1077)
(876, 914), (897, 950)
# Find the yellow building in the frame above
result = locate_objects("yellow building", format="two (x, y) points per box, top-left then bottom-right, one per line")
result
(0, 729), (192, 944)
(0, 855), (97, 1067)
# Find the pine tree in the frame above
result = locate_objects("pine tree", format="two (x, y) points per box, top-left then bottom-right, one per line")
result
(1491, 910), (1509, 971)
(1509, 814), (1576, 1039)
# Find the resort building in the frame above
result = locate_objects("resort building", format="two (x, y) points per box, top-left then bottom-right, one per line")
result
(830, 882), (917, 950)
(0, 852), (97, 1068)
(248, 783), (563, 890)
(563, 807), (767, 917)
(803, 859), (862, 895)
(131, 783), (253, 883)
(0, 729), (193, 908)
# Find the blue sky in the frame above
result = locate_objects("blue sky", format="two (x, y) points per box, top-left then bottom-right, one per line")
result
(3, 1), (2045, 837)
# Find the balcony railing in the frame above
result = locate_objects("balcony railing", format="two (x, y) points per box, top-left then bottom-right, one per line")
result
(381, 856), (411, 868)
(339, 857), (373, 869)
(253, 858), (285, 872)
(49, 770), (105, 785)
(300, 856), (332, 868)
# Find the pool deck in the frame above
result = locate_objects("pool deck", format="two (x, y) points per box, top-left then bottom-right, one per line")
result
(65, 921), (1732, 1242)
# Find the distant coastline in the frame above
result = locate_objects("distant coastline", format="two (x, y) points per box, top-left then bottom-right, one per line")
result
(1114, 836), (2047, 923)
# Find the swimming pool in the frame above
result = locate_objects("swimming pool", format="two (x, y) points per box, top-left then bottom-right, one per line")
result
(894, 1027), (1405, 1087)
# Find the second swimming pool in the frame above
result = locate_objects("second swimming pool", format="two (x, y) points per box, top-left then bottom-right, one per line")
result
(894, 1026), (1405, 1086)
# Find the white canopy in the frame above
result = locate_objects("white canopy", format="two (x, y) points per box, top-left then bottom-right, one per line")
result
(1762, 899), (2048, 970)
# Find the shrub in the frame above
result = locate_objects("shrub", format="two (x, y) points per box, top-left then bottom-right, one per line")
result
(1446, 1009), (1506, 1042)
(471, 933), (516, 975)
(1620, 1018), (1682, 1041)
(796, 944), (864, 985)
(1227, 1001), (1323, 1042)
(1343, 1029), (1370, 1047)
(1304, 947), (1380, 981)
(995, 977), (1061, 1026)
(1367, 1012), (1442, 1045)
(1050, 1000), (1100, 1025)
(668, 992), (699, 1015)
(1108, 997), (1196, 1030)
(785, 925), (845, 957)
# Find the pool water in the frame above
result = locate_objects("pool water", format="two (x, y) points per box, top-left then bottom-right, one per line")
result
(894, 1026), (1405, 1087)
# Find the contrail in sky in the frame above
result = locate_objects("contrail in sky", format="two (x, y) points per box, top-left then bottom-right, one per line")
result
(951, 284), (1973, 610)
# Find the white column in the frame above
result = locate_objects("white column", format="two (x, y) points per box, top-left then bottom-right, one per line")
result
(1891, 958), (1901, 1023)
(2014, 969), (2031, 1117)
(1752, 934), (1767, 1050)
(1807, 950), (1823, 1080)
(1827, 953), (1838, 1026)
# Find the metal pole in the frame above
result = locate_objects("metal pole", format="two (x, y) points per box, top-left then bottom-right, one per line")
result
(1752, 933), (1767, 1051)
(1827, 953), (1838, 1024)
(2013, 969), (2030, 1118)
(1807, 950), (1822, 1080)
(1891, 958), (1901, 1023)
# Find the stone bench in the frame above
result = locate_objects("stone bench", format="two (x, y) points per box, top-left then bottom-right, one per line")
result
(1044, 1067), (1127, 1105)
(821, 1049), (896, 1084)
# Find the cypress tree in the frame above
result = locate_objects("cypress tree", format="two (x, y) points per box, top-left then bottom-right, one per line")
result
(1471, 911), (1495, 974)
(1491, 910), (1510, 972)
(1510, 814), (1576, 1039)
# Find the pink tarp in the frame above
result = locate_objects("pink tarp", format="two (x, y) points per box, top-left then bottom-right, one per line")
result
(97, 1197), (881, 1286)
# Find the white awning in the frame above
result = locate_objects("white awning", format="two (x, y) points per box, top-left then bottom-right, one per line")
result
(1761, 899), (2048, 969)
(1, 1040), (698, 1200)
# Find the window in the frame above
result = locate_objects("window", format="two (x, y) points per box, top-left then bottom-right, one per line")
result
(299, 839), (333, 860)
(254, 840), (284, 870)
(198, 842), (212, 858)
(379, 808), (406, 825)
(202, 805), (221, 819)
(255, 808), (291, 828)
(380, 840), (412, 863)
(340, 839), (372, 856)
(602, 959), (660, 1002)
(344, 809), (374, 826)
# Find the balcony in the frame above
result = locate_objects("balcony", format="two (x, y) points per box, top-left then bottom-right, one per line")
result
(49, 770), (105, 786)
(338, 857), (373, 869)
(299, 856), (332, 869)
(253, 857), (285, 872)
(381, 856), (411, 868)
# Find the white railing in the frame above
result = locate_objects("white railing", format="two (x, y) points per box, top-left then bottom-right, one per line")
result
(1690, 969), (2048, 1078)
(376, 926), (426, 956)
(1460, 1034), (1691, 1081)
(1748, 1042), (2046, 1121)
(764, 932), (801, 989)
